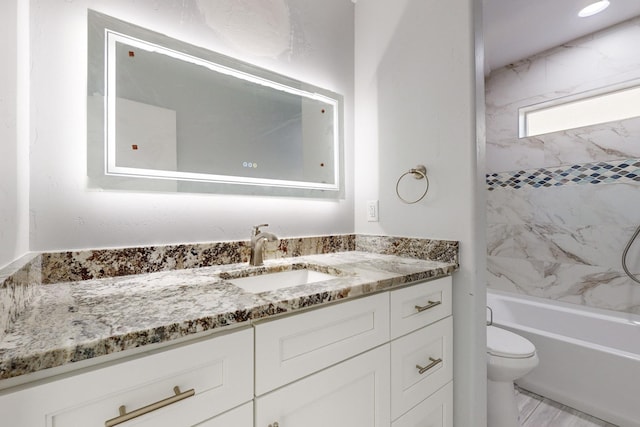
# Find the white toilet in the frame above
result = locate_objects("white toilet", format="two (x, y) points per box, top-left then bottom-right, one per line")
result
(487, 326), (539, 427)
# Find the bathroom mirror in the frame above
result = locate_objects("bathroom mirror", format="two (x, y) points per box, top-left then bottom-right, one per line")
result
(87, 10), (344, 198)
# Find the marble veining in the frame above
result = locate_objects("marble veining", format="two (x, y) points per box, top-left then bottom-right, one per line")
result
(487, 184), (640, 314)
(485, 16), (640, 317)
(0, 235), (457, 381)
(485, 17), (640, 175)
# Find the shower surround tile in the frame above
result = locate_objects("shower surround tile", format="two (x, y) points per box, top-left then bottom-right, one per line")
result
(487, 223), (624, 266)
(486, 222), (633, 269)
(546, 264), (640, 313)
(543, 119), (640, 166)
(486, 187), (536, 225)
(487, 256), (545, 295)
(485, 16), (640, 176)
(485, 135), (544, 173)
(541, 224), (637, 269)
(487, 173), (640, 312)
(529, 183), (640, 227)
(488, 179), (640, 227)
(488, 255), (640, 314)
(485, 16), (640, 316)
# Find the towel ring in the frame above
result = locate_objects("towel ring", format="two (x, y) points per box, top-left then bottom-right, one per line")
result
(396, 165), (429, 204)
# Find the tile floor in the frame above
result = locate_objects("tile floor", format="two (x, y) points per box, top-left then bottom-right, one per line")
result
(516, 387), (618, 427)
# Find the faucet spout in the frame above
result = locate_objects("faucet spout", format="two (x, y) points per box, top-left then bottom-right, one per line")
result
(249, 224), (278, 266)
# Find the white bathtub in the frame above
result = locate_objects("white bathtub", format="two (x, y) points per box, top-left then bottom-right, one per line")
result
(487, 290), (640, 427)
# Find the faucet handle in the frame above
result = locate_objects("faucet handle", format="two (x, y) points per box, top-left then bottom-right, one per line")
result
(253, 224), (269, 236)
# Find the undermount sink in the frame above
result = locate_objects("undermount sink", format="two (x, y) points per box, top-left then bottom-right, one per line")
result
(226, 268), (338, 294)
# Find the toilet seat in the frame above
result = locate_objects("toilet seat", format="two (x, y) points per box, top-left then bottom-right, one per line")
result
(487, 326), (536, 358)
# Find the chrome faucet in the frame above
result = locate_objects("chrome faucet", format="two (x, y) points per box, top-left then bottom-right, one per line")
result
(249, 224), (278, 266)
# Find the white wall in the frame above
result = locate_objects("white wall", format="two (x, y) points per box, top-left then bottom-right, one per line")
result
(12, 1), (486, 421)
(354, 0), (486, 425)
(0, 0), (29, 268)
(28, 0), (354, 252)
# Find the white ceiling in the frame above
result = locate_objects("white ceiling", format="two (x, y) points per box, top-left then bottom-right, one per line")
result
(483, 0), (640, 74)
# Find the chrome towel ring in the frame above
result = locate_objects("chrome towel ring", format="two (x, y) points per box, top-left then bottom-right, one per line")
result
(396, 164), (429, 204)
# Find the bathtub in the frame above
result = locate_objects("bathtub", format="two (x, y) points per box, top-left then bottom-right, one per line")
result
(487, 290), (640, 427)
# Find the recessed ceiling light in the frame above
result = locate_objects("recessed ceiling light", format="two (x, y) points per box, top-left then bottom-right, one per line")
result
(578, 0), (610, 17)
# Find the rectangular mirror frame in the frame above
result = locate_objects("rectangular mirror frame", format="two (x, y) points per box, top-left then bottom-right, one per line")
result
(87, 10), (345, 198)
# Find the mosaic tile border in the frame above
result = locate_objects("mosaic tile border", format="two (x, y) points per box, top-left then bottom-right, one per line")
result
(486, 159), (640, 191)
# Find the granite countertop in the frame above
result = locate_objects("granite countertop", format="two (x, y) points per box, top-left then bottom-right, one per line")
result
(0, 250), (456, 382)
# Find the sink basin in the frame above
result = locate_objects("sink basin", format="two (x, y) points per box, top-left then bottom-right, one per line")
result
(227, 269), (338, 294)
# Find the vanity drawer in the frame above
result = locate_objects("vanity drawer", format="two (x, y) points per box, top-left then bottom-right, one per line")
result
(390, 275), (452, 339)
(391, 316), (453, 420)
(254, 292), (390, 395)
(48, 328), (253, 427)
(392, 381), (453, 427)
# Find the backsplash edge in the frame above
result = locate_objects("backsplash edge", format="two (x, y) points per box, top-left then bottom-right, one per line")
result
(0, 234), (459, 336)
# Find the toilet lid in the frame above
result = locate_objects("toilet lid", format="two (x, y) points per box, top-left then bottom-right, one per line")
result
(487, 326), (536, 358)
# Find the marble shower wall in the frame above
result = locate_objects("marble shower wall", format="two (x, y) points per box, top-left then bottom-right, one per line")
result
(485, 17), (640, 314)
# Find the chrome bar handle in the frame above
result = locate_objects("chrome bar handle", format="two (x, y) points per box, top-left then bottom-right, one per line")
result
(416, 357), (442, 375)
(105, 386), (195, 427)
(487, 305), (493, 326)
(414, 300), (441, 312)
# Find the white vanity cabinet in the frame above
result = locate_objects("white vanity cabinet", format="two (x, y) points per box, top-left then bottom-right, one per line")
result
(254, 291), (390, 395)
(0, 274), (454, 427)
(255, 344), (391, 427)
(194, 402), (254, 426)
(392, 381), (453, 427)
(253, 275), (453, 427)
(253, 292), (392, 427)
(390, 276), (454, 426)
(0, 327), (254, 427)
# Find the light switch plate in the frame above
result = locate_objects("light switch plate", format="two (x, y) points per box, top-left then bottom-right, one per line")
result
(366, 200), (379, 222)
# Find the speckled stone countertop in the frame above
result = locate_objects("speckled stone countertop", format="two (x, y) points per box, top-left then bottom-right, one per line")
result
(0, 235), (458, 382)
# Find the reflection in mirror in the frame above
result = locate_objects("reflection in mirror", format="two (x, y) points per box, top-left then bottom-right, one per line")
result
(87, 10), (344, 197)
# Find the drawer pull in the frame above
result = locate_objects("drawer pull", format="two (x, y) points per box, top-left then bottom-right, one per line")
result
(105, 386), (195, 427)
(414, 300), (441, 312)
(416, 357), (442, 375)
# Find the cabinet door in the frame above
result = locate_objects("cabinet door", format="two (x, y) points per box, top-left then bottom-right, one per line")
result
(0, 328), (253, 427)
(255, 291), (390, 395)
(391, 316), (453, 420)
(255, 344), (391, 427)
(392, 382), (453, 427)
